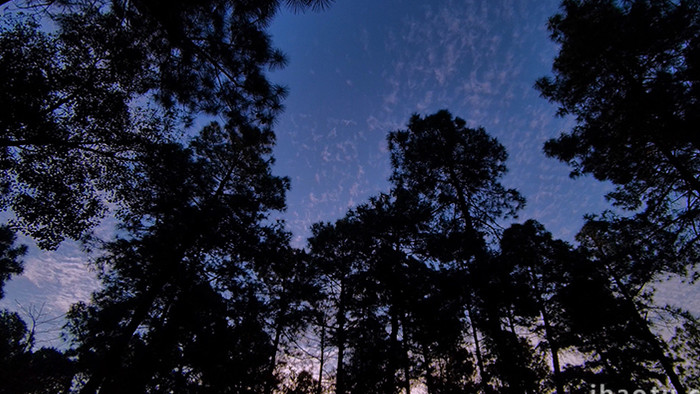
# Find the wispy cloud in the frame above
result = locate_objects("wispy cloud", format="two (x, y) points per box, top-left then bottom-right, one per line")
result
(0, 238), (100, 348)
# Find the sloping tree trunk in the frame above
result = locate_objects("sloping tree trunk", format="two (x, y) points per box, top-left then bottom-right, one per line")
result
(609, 270), (686, 394)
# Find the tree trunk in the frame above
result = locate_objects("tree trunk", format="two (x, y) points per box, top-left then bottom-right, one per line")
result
(611, 272), (686, 394)
(317, 317), (326, 394)
(335, 280), (347, 394)
(264, 321), (284, 394)
(588, 238), (687, 394)
(80, 281), (165, 394)
(466, 301), (489, 392)
(421, 343), (435, 394)
(81, 228), (193, 394)
(403, 349), (412, 394)
(540, 308), (564, 394)
(401, 311), (411, 394)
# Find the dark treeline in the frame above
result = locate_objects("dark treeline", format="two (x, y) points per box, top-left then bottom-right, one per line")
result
(0, 0), (699, 393)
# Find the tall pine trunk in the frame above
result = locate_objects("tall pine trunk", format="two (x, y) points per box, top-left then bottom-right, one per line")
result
(264, 321), (284, 394)
(335, 280), (347, 394)
(540, 308), (564, 394)
(466, 301), (489, 392)
(317, 317), (326, 394)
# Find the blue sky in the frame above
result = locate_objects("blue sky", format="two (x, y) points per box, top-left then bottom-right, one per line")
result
(267, 0), (612, 245)
(2, 0), (697, 347)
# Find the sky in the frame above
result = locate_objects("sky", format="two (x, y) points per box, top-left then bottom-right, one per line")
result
(266, 0), (612, 245)
(1, 0), (698, 347)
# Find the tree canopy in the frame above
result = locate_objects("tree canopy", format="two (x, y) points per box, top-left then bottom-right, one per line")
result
(536, 0), (700, 232)
(0, 0), (699, 392)
(0, 0), (329, 247)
